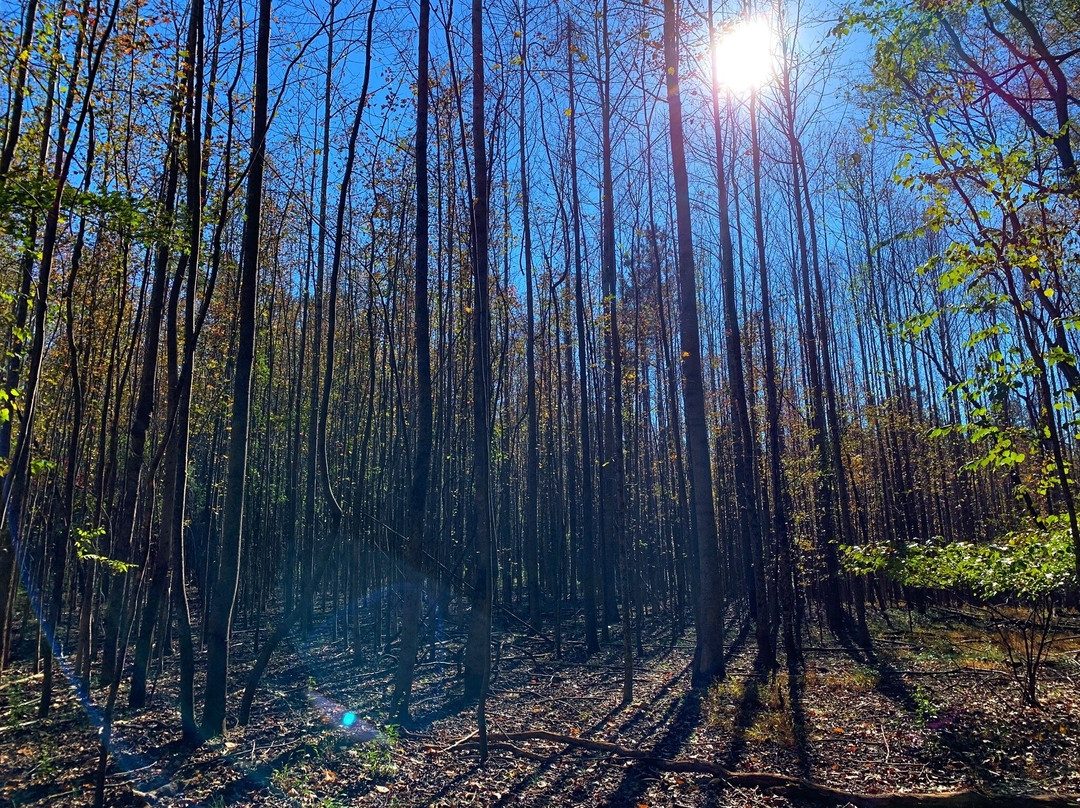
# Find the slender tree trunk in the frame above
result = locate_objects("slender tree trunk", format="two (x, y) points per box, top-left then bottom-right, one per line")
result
(391, 0), (433, 720)
(128, 258), (186, 710)
(39, 126), (94, 716)
(168, 0), (207, 737)
(0, 0), (40, 180)
(750, 92), (799, 666)
(598, 1), (632, 701)
(462, 0), (494, 761)
(201, 0), (271, 736)
(708, 5), (771, 668)
(520, 0), (541, 633)
(663, 0), (724, 686)
(567, 18), (599, 655)
(303, 2), (336, 635)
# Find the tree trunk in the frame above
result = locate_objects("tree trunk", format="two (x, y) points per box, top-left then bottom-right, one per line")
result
(201, 0), (271, 736)
(567, 18), (599, 655)
(750, 92), (799, 667)
(462, 0), (494, 762)
(391, 0), (432, 720)
(663, 0), (725, 686)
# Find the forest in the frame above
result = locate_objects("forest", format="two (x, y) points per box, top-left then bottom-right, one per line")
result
(0, 0), (1078, 804)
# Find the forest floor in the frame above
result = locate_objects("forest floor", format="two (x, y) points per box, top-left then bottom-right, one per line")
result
(2, 605), (1080, 807)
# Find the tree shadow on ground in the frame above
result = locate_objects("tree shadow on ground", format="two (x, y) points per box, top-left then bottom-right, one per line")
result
(827, 610), (1062, 793)
(597, 689), (703, 808)
(488, 621), (753, 807)
(785, 653), (811, 777)
(488, 650), (695, 804)
(722, 651), (770, 771)
(724, 617), (751, 667)
(592, 620), (755, 807)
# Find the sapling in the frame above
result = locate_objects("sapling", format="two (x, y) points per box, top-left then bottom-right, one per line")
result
(843, 526), (1076, 705)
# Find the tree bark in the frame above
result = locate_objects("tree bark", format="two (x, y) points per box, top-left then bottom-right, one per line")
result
(663, 0), (725, 686)
(201, 0), (271, 737)
(394, 0), (434, 717)
(462, 0), (494, 763)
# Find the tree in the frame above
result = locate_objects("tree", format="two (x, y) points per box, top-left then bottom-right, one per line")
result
(709, 3), (771, 668)
(202, 0), (272, 737)
(750, 89), (799, 667)
(567, 15), (600, 656)
(462, 0), (495, 761)
(391, 0), (434, 722)
(663, 0), (725, 686)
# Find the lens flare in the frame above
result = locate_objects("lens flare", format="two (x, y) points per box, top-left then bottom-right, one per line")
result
(713, 17), (776, 93)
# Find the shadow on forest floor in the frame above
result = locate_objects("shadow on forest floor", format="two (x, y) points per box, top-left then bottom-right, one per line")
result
(6, 605), (1080, 808)
(827, 608), (1079, 794)
(595, 618), (755, 808)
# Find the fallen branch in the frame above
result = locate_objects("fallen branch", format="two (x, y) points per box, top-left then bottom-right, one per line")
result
(437, 729), (1080, 807)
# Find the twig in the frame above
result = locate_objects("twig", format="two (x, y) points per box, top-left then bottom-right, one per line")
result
(439, 729), (478, 754)
(486, 740), (548, 761)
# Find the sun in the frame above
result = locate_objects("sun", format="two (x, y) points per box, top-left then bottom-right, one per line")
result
(712, 17), (777, 93)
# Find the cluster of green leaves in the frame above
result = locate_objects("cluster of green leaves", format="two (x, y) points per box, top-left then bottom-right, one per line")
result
(74, 525), (137, 574)
(901, 293), (1078, 502)
(0, 173), (162, 242)
(927, 361), (1034, 474)
(842, 526), (1076, 601)
(911, 683), (939, 724)
(0, 385), (22, 429)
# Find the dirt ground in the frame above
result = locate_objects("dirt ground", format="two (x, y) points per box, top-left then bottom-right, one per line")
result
(2, 606), (1080, 807)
